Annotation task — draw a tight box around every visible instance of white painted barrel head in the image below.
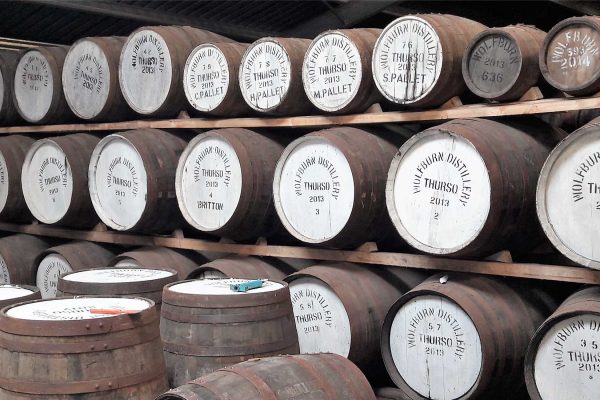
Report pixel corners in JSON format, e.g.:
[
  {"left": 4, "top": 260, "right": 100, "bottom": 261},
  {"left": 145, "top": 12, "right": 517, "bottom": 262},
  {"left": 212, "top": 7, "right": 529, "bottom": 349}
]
[
  {"left": 5, "top": 296, "right": 152, "bottom": 320},
  {"left": 183, "top": 44, "right": 230, "bottom": 113},
  {"left": 168, "top": 278, "right": 283, "bottom": 296},
  {"left": 22, "top": 139, "right": 73, "bottom": 224},
  {"left": 62, "top": 39, "right": 111, "bottom": 120},
  {"left": 0, "top": 285, "right": 35, "bottom": 301},
  {"left": 303, "top": 30, "right": 362, "bottom": 112},
  {"left": 239, "top": 38, "right": 292, "bottom": 113},
  {"left": 119, "top": 29, "right": 172, "bottom": 114},
  {"left": 389, "top": 294, "right": 482, "bottom": 400},
  {"left": 63, "top": 268, "right": 175, "bottom": 283},
  {"left": 0, "top": 254, "right": 10, "bottom": 284},
  {"left": 0, "top": 150, "right": 9, "bottom": 215},
  {"left": 36, "top": 253, "right": 73, "bottom": 298},
  {"left": 288, "top": 277, "right": 351, "bottom": 357},
  {"left": 533, "top": 314, "right": 600, "bottom": 400},
  {"left": 537, "top": 128, "right": 600, "bottom": 268},
  {"left": 176, "top": 134, "right": 242, "bottom": 232},
  {"left": 372, "top": 16, "right": 443, "bottom": 104},
  {"left": 386, "top": 131, "right": 491, "bottom": 254},
  {"left": 273, "top": 136, "right": 354, "bottom": 244},
  {"left": 112, "top": 257, "right": 141, "bottom": 268},
  {"left": 88, "top": 134, "right": 148, "bottom": 231},
  {"left": 13, "top": 50, "right": 54, "bottom": 123}
]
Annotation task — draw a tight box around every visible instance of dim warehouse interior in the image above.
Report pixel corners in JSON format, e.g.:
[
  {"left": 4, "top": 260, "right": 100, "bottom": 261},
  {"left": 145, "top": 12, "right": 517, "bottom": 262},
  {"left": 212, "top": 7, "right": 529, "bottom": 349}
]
[{"left": 0, "top": 0, "right": 599, "bottom": 399}]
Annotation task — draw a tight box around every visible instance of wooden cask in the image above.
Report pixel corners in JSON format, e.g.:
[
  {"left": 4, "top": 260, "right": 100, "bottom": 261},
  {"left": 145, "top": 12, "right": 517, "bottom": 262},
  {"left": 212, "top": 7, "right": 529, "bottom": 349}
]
[
  {"left": 157, "top": 354, "right": 376, "bottom": 400},
  {"left": 526, "top": 286, "right": 600, "bottom": 400},
  {"left": 188, "top": 255, "right": 298, "bottom": 280},
  {"left": 161, "top": 278, "right": 299, "bottom": 387},
  {"left": 386, "top": 118, "right": 561, "bottom": 257},
  {"left": 0, "top": 296, "right": 168, "bottom": 399},
  {"left": 13, "top": 45, "right": 74, "bottom": 124},
  {"left": 63, "top": 36, "right": 132, "bottom": 121},
  {"left": 89, "top": 129, "right": 186, "bottom": 233},
  {"left": 372, "top": 14, "right": 487, "bottom": 108},
  {"left": 0, "top": 285, "right": 40, "bottom": 309},
  {"left": 22, "top": 133, "right": 100, "bottom": 228},
  {"left": 176, "top": 128, "right": 283, "bottom": 240},
  {"left": 239, "top": 37, "right": 313, "bottom": 116},
  {"left": 303, "top": 28, "right": 382, "bottom": 114},
  {"left": 540, "top": 16, "right": 600, "bottom": 96},
  {"left": 463, "top": 25, "right": 546, "bottom": 101},
  {"left": 34, "top": 241, "right": 115, "bottom": 298},
  {"left": 0, "top": 234, "right": 48, "bottom": 285},
  {"left": 0, "top": 50, "right": 20, "bottom": 125},
  {"left": 381, "top": 273, "right": 556, "bottom": 400},
  {"left": 119, "top": 26, "right": 234, "bottom": 117},
  {"left": 0, "top": 135, "right": 35, "bottom": 222},
  {"left": 183, "top": 42, "right": 251, "bottom": 117}
]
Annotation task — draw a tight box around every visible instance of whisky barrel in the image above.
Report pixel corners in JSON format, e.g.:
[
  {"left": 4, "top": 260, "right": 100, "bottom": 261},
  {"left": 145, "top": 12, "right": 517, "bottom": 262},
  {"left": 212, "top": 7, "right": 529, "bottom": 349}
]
[
  {"left": 157, "top": 354, "right": 375, "bottom": 400},
  {"left": 239, "top": 37, "right": 313, "bottom": 116},
  {"left": 0, "top": 296, "right": 168, "bottom": 399},
  {"left": 0, "top": 234, "right": 48, "bottom": 285},
  {"left": 108, "top": 246, "right": 207, "bottom": 279},
  {"left": 540, "top": 16, "right": 600, "bottom": 96},
  {"left": 119, "top": 26, "right": 233, "bottom": 117},
  {"left": 0, "top": 135, "right": 35, "bottom": 222},
  {"left": 88, "top": 129, "right": 187, "bottom": 233},
  {"left": 188, "top": 255, "right": 297, "bottom": 280},
  {"left": 375, "top": 387, "right": 414, "bottom": 400},
  {"left": 525, "top": 286, "right": 600, "bottom": 400},
  {"left": 386, "top": 118, "right": 561, "bottom": 257},
  {"left": 63, "top": 36, "right": 132, "bottom": 121},
  {"left": 22, "top": 133, "right": 100, "bottom": 228},
  {"left": 34, "top": 241, "right": 115, "bottom": 298},
  {"left": 273, "top": 127, "right": 402, "bottom": 248},
  {"left": 463, "top": 25, "right": 546, "bottom": 101},
  {"left": 372, "top": 14, "right": 487, "bottom": 108},
  {"left": 161, "top": 278, "right": 299, "bottom": 387},
  {"left": 303, "top": 28, "right": 382, "bottom": 114},
  {"left": 176, "top": 128, "right": 283, "bottom": 240},
  {"left": 381, "top": 273, "right": 556, "bottom": 400},
  {"left": 183, "top": 42, "right": 251, "bottom": 117},
  {"left": 0, "top": 285, "right": 40, "bottom": 309},
  {"left": 13, "top": 45, "right": 74, "bottom": 124},
  {"left": 285, "top": 263, "right": 425, "bottom": 374},
  {"left": 0, "top": 50, "right": 20, "bottom": 125}
]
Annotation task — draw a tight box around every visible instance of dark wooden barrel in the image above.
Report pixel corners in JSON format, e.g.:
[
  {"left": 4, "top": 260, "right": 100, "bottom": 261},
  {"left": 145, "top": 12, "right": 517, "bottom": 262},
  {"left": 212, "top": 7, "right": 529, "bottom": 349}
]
[
  {"left": 0, "top": 234, "right": 48, "bottom": 285},
  {"left": 463, "top": 25, "right": 546, "bottom": 101},
  {"left": 88, "top": 129, "right": 187, "bottom": 233},
  {"left": 376, "top": 387, "right": 415, "bottom": 400},
  {"left": 161, "top": 278, "right": 299, "bottom": 387},
  {"left": 381, "top": 273, "right": 557, "bottom": 400},
  {"left": 157, "top": 353, "right": 376, "bottom": 400},
  {"left": 372, "top": 14, "right": 487, "bottom": 108},
  {"left": 21, "top": 133, "right": 100, "bottom": 228},
  {"left": 0, "top": 50, "right": 21, "bottom": 125},
  {"left": 387, "top": 118, "right": 563, "bottom": 258},
  {"left": 526, "top": 286, "right": 600, "bottom": 400},
  {"left": 176, "top": 128, "right": 283, "bottom": 240},
  {"left": 34, "top": 241, "right": 115, "bottom": 298},
  {"left": 13, "top": 45, "right": 74, "bottom": 124},
  {"left": 0, "top": 135, "right": 35, "bottom": 222},
  {"left": 63, "top": 36, "right": 132, "bottom": 121},
  {"left": 183, "top": 42, "right": 251, "bottom": 117},
  {"left": 188, "top": 255, "right": 297, "bottom": 280},
  {"left": 239, "top": 37, "right": 313, "bottom": 116},
  {"left": 119, "top": 26, "right": 234, "bottom": 117},
  {"left": 540, "top": 16, "right": 600, "bottom": 96},
  {"left": 303, "top": 28, "right": 382, "bottom": 114},
  {"left": 0, "top": 285, "right": 40, "bottom": 309},
  {"left": 0, "top": 296, "right": 168, "bottom": 399},
  {"left": 273, "top": 127, "right": 403, "bottom": 248}
]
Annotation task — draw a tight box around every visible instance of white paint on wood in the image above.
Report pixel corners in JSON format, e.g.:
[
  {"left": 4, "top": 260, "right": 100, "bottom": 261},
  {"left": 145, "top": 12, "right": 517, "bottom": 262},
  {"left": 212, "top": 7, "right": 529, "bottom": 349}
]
[
  {"left": 13, "top": 50, "right": 54, "bottom": 122},
  {"left": 534, "top": 314, "right": 600, "bottom": 400},
  {"left": 6, "top": 296, "right": 151, "bottom": 320},
  {"left": 64, "top": 268, "right": 174, "bottom": 283},
  {"left": 113, "top": 257, "right": 140, "bottom": 268},
  {"left": 184, "top": 44, "right": 229, "bottom": 112},
  {"left": 289, "top": 277, "right": 351, "bottom": 357},
  {"left": 62, "top": 39, "right": 111, "bottom": 120},
  {"left": 303, "top": 31, "right": 362, "bottom": 112},
  {"left": 373, "top": 16, "right": 443, "bottom": 104},
  {"left": 387, "top": 132, "right": 491, "bottom": 254},
  {"left": 195, "top": 268, "right": 227, "bottom": 279},
  {"left": 0, "top": 255, "right": 9, "bottom": 284},
  {"left": 88, "top": 135, "right": 148, "bottom": 231},
  {"left": 0, "top": 150, "right": 9, "bottom": 213},
  {"left": 389, "top": 295, "right": 482, "bottom": 400},
  {"left": 119, "top": 30, "right": 172, "bottom": 114},
  {"left": 240, "top": 40, "right": 291, "bottom": 112},
  {"left": 177, "top": 135, "right": 242, "bottom": 232},
  {"left": 0, "top": 285, "right": 34, "bottom": 300},
  {"left": 275, "top": 138, "right": 354, "bottom": 243},
  {"left": 36, "top": 253, "right": 72, "bottom": 298},
  {"left": 22, "top": 140, "right": 73, "bottom": 224},
  {"left": 168, "top": 278, "right": 283, "bottom": 295}
]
